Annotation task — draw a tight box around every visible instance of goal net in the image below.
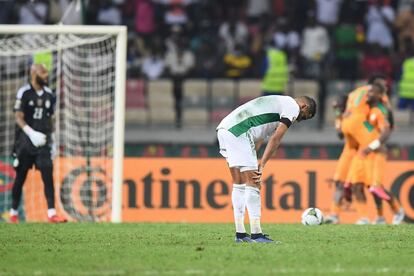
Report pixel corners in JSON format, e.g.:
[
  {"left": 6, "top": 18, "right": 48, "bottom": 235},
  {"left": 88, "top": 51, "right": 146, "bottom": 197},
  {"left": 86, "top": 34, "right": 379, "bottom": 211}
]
[{"left": 0, "top": 25, "right": 126, "bottom": 222}]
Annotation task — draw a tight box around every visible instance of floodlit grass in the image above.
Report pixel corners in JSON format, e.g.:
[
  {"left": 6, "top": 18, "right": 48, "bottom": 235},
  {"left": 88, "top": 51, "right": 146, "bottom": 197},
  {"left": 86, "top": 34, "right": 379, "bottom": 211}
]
[{"left": 1, "top": 223, "right": 413, "bottom": 275}]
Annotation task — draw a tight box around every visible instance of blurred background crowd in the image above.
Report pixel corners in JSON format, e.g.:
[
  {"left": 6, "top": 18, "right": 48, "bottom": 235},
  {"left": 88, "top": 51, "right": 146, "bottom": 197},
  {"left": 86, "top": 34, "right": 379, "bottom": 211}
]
[
  {"left": 1, "top": 0, "right": 413, "bottom": 155},
  {"left": 1, "top": 0, "right": 413, "bottom": 82}
]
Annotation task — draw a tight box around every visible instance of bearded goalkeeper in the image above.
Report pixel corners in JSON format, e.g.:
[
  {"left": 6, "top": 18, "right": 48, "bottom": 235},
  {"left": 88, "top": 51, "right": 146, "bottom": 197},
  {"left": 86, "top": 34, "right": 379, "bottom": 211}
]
[{"left": 9, "top": 64, "right": 67, "bottom": 223}]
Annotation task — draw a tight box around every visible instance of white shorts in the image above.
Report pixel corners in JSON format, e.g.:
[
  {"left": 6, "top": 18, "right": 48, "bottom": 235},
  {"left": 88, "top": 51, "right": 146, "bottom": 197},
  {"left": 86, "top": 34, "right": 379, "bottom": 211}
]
[{"left": 217, "top": 128, "right": 258, "bottom": 172}]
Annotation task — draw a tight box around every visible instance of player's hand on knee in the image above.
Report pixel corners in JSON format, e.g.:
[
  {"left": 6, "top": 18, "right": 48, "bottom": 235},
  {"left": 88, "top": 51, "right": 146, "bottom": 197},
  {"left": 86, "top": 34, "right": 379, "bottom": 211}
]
[
  {"left": 252, "top": 170, "right": 262, "bottom": 186},
  {"left": 23, "top": 125, "right": 46, "bottom": 147}
]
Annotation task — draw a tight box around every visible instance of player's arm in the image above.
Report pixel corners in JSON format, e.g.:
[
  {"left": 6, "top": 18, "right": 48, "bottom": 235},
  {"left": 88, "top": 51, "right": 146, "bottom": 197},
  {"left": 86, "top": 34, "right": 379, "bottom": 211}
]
[
  {"left": 14, "top": 95, "right": 47, "bottom": 149},
  {"left": 15, "top": 111, "right": 47, "bottom": 147},
  {"left": 255, "top": 139, "right": 264, "bottom": 153},
  {"left": 15, "top": 111, "right": 27, "bottom": 130},
  {"left": 376, "top": 123, "right": 391, "bottom": 145},
  {"left": 362, "top": 111, "right": 391, "bottom": 155},
  {"left": 384, "top": 102, "right": 394, "bottom": 130},
  {"left": 259, "top": 122, "right": 289, "bottom": 171},
  {"left": 382, "top": 95, "right": 394, "bottom": 130},
  {"left": 375, "top": 107, "right": 392, "bottom": 144}
]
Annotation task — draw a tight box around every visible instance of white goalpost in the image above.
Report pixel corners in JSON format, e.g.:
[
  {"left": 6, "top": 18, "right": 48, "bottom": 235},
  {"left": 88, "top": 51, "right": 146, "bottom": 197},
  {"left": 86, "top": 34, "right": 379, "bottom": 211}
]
[{"left": 0, "top": 25, "right": 126, "bottom": 223}]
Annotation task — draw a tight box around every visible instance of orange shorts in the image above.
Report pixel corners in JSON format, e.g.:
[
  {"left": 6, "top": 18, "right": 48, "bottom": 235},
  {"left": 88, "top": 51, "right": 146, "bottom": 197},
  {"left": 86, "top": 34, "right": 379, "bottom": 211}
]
[
  {"left": 333, "top": 141, "right": 356, "bottom": 183},
  {"left": 342, "top": 116, "right": 379, "bottom": 186},
  {"left": 346, "top": 154, "right": 374, "bottom": 185}
]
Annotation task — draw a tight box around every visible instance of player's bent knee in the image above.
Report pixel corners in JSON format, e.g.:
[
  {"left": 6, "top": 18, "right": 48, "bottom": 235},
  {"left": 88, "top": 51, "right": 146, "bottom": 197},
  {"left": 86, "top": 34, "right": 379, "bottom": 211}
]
[{"left": 243, "top": 175, "right": 261, "bottom": 190}]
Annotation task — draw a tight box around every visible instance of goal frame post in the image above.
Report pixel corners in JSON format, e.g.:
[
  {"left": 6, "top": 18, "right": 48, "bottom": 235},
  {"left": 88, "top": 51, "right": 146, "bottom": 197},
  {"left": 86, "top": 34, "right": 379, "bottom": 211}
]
[{"left": 0, "top": 25, "right": 127, "bottom": 223}]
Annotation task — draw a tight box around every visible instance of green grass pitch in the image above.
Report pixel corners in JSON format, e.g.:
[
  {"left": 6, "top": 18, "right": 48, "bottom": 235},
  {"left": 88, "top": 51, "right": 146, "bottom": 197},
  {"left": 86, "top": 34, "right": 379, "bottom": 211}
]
[{"left": 1, "top": 223, "right": 413, "bottom": 275}]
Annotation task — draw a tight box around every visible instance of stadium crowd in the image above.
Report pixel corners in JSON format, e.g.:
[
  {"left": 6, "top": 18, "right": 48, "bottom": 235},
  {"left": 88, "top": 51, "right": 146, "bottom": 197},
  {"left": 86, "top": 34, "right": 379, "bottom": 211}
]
[
  {"left": 1, "top": 0, "right": 414, "bottom": 127},
  {"left": 1, "top": 1, "right": 413, "bottom": 81}
]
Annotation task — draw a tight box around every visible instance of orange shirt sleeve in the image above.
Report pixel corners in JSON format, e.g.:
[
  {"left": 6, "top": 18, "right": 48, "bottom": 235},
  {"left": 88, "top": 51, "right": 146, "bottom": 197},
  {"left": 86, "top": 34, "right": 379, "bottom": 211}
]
[{"left": 369, "top": 108, "right": 389, "bottom": 130}]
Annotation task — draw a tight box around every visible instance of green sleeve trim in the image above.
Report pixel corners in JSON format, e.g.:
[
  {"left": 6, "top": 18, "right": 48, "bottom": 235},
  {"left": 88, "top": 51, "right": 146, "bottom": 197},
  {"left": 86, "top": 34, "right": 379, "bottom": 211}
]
[
  {"left": 228, "top": 113, "right": 281, "bottom": 136},
  {"left": 363, "top": 121, "right": 374, "bottom": 132},
  {"left": 354, "top": 90, "right": 367, "bottom": 106},
  {"left": 377, "top": 102, "right": 388, "bottom": 115}
]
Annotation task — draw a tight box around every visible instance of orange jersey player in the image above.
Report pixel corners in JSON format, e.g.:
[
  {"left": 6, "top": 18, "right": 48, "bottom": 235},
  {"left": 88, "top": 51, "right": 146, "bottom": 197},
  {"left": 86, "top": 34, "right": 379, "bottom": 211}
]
[
  {"left": 343, "top": 83, "right": 403, "bottom": 224},
  {"left": 361, "top": 102, "right": 405, "bottom": 225},
  {"left": 326, "top": 75, "right": 391, "bottom": 224},
  {"left": 326, "top": 94, "right": 355, "bottom": 224},
  {"left": 340, "top": 84, "right": 387, "bottom": 224},
  {"left": 336, "top": 81, "right": 390, "bottom": 186}
]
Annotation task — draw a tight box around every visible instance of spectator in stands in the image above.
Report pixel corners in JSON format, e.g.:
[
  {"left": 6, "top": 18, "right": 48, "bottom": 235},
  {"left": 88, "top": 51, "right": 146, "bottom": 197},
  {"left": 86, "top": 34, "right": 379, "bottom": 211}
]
[
  {"left": 360, "top": 43, "right": 393, "bottom": 82},
  {"left": 300, "top": 14, "right": 330, "bottom": 79},
  {"left": 395, "top": 3, "right": 414, "bottom": 54},
  {"left": 96, "top": 0, "right": 122, "bottom": 25},
  {"left": 333, "top": 17, "right": 360, "bottom": 80},
  {"left": 261, "top": 42, "right": 288, "bottom": 95},
  {"left": 134, "top": 0, "right": 156, "bottom": 39},
  {"left": 223, "top": 44, "right": 252, "bottom": 79},
  {"left": 219, "top": 17, "right": 249, "bottom": 53},
  {"left": 398, "top": 45, "right": 414, "bottom": 110},
  {"left": 164, "top": 3, "right": 188, "bottom": 31},
  {"left": 18, "top": 0, "right": 49, "bottom": 25},
  {"left": 165, "top": 25, "right": 183, "bottom": 54},
  {"left": 365, "top": 0, "right": 395, "bottom": 49},
  {"left": 272, "top": 18, "right": 301, "bottom": 75},
  {"left": 51, "top": 0, "right": 82, "bottom": 24},
  {"left": 127, "top": 36, "right": 145, "bottom": 77},
  {"left": 314, "top": 0, "right": 343, "bottom": 29},
  {"left": 246, "top": 17, "right": 270, "bottom": 78},
  {"left": 273, "top": 18, "right": 301, "bottom": 56},
  {"left": 165, "top": 38, "right": 195, "bottom": 128},
  {"left": 141, "top": 47, "right": 165, "bottom": 80}
]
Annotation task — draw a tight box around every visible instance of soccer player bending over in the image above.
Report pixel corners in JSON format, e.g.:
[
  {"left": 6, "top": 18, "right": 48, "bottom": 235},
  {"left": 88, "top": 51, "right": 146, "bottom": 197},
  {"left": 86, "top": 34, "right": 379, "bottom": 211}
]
[
  {"left": 216, "top": 95, "right": 316, "bottom": 243},
  {"left": 9, "top": 64, "right": 67, "bottom": 223}
]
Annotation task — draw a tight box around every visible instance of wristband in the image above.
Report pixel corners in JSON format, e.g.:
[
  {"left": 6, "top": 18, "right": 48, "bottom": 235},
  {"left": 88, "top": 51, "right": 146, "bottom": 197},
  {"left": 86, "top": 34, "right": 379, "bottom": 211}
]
[{"left": 368, "top": 139, "right": 381, "bottom": 151}]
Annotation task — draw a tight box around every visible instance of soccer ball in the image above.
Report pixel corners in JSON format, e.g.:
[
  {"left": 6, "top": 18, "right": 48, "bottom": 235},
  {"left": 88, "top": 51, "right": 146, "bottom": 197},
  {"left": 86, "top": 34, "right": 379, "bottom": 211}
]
[{"left": 301, "top": 207, "right": 324, "bottom": 225}]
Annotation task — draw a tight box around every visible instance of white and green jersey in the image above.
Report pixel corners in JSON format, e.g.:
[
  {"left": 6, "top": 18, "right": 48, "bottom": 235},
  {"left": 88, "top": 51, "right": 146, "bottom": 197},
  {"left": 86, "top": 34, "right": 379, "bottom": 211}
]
[{"left": 216, "top": 95, "right": 299, "bottom": 141}]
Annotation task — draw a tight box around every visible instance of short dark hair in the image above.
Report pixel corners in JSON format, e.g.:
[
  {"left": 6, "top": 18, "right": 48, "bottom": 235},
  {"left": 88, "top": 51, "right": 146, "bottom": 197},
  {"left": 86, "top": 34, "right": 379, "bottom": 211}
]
[
  {"left": 371, "top": 82, "right": 385, "bottom": 94},
  {"left": 368, "top": 73, "right": 387, "bottom": 84},
  {"left": 304, "top": 96, "right": 317, "bottom": 119}
]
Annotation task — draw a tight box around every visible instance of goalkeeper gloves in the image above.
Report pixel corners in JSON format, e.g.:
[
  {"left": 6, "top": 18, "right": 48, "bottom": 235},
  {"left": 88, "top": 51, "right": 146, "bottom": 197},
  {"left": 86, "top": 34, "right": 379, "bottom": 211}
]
[{"left": 23, "top": 125, "right": 46, "bottom": 147}]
